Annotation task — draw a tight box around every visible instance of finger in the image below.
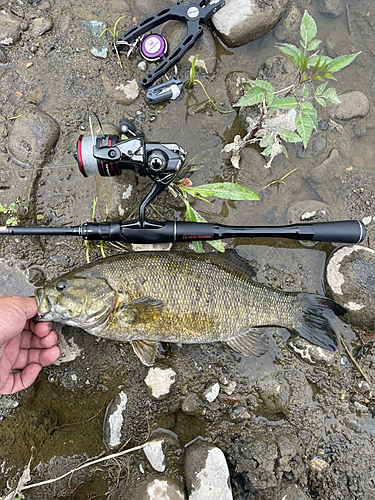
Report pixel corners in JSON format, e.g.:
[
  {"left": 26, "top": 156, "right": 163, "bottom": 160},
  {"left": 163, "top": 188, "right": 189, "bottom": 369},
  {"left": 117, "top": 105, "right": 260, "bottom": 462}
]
[
  {"left": 20, "top": 331, "right": 59, "bottom": 349},
  {"left": 29, "top": 320, "right": 55, "bottom": 338},
  {"left": 12, "top": 346, "right": 60, "bottom": 370},
  {"left": 0, "top": 364, "right": 42, "bottom": 395}
]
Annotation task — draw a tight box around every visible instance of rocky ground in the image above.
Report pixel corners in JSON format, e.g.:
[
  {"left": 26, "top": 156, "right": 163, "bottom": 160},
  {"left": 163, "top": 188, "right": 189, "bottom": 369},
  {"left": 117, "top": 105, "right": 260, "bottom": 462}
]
[{"left": 1, "top": 0, "right": 375, "bottom": 499}]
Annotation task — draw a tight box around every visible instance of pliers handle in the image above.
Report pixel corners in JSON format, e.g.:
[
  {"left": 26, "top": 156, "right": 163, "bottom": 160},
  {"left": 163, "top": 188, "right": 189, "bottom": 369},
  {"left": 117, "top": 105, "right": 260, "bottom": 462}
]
[{"left": 113, "top": 0, "right": 225, "bottom": 88}]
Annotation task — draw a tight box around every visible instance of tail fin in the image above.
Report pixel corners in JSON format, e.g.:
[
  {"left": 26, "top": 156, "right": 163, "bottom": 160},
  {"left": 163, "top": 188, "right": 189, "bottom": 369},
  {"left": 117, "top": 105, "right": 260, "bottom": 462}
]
[{"left": 291, "top": 293, "right": 346, "bottom": 351}]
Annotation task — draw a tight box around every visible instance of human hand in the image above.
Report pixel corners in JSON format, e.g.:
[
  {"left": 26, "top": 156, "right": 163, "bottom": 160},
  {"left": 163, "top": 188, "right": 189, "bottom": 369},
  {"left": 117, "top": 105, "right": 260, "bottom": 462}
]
[{"left": 0, "top": 296, "right": 60, "bottom": 395}]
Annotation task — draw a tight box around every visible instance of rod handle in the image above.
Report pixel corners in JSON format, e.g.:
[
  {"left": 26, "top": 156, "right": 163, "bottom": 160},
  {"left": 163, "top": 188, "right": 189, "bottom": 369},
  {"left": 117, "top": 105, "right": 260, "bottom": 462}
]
[{"left": 302, "top": 220, "right": 365, "bottom": 243}]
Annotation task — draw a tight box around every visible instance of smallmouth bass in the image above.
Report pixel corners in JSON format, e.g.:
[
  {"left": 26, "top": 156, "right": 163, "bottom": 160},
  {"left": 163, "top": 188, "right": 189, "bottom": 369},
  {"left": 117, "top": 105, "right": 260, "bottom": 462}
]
[{"left": 35, "top": 251, "right": 346, "bottom": 365}]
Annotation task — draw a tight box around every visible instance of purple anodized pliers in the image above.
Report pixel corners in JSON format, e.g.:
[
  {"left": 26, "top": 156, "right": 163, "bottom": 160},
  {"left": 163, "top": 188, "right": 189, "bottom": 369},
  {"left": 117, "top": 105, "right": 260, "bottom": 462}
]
[{"left": 113, "top": 0, "right": 226, "bottom": 88}]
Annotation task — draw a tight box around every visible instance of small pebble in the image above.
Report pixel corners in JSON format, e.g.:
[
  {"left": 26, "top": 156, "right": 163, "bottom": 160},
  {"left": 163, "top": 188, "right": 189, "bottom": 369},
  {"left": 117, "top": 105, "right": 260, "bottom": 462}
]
[{"left": 318, "top": 120, "right": 328, "bottom": 131}]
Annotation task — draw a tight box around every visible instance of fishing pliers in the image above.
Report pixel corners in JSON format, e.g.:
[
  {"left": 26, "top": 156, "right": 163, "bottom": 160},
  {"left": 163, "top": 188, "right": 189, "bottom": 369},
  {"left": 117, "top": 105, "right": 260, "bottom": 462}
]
[{"left": 113, "top": 0, "right": 226, "bottom": 88}]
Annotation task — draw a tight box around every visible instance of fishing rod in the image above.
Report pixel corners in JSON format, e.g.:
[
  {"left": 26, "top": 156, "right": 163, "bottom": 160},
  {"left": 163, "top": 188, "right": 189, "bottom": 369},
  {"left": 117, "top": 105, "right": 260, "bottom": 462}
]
[{"left": 0, "top": 118, "right": 366, "bottom": 245}]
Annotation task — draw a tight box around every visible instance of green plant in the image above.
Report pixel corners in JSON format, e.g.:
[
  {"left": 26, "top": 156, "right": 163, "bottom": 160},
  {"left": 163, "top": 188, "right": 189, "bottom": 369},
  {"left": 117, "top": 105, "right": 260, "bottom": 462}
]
[
  {"left": 188, "top": 54, "right": 233, "bottom": 115},
  {"left": 84, "top": 198, "right": 106, "bottom": 263},
  {"left": 224, "top": 11, "right": 360, "bottom": 168},
  {"left": 0, "top": 202, "right": 19, "bottom": 226},
  {"left": 170, "top": 180, "right": 259, "bottom": 253},
  {"left": 264, "top": 167, "right": 298, "bottom": 193},
  {"left": 99, "top": 15, "right": 129, "bottom": 70}
]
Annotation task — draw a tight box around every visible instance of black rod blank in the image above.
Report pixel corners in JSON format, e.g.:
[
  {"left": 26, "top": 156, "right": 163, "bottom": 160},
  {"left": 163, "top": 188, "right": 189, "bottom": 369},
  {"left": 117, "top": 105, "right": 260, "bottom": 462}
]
[{"left": 0, "top": 219, "right": 366, "bottom": 244}]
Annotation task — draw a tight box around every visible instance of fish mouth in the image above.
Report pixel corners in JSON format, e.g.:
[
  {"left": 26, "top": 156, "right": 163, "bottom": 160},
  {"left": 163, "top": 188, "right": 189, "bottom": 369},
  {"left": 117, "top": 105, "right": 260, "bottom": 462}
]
[{"left": 34, "top": 288, "right": 55, "bottom": 320}]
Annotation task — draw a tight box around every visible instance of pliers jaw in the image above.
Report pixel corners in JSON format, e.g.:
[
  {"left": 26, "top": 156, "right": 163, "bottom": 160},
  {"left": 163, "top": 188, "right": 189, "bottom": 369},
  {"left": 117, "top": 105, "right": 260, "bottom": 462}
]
[{"left": 112, "top": 0, "right": 225, "bottom": 88}]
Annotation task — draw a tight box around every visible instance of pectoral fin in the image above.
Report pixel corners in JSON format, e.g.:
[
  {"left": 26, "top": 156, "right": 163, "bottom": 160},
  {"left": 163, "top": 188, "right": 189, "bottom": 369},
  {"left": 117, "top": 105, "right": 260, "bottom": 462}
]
[
  {"left": 119, "top": 296, "right": 165, "bottom": 324},
  {"left": 226, "top": 328, "right": 269, "bottom": 357},
  {"left": 131, "top": 339, "right": 158, "bottom": 366}
]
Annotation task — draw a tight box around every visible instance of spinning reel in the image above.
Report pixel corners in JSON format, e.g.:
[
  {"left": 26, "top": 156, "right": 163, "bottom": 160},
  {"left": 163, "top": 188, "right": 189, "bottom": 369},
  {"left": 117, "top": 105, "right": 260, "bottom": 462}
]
[{"left": 74, "top": 117, "right": 187, "bottom": 226}]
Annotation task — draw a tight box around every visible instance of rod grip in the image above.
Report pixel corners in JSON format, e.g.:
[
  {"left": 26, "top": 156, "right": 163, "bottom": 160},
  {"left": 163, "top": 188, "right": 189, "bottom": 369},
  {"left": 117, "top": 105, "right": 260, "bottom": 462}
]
[{"left": 303, "top": 220, "right": 365, "bottom": 243}]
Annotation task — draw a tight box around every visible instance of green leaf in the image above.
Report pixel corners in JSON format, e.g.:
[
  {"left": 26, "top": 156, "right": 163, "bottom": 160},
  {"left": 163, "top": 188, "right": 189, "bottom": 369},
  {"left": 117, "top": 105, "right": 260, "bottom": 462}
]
[
  {"left": 322, "top": 87, "right": 341, "bottom": 104},
  {"left": 247, "top": 80, "right": 275, "bottom": 92},
  {"left": 300, "top": 11, "right": 317, "bottom": 47},
  {"left": 306, "top": 39, "right": 321, "bottom": 51},
  {"left": 322, "top": 72, "right": 336, "bottom": 80},
  {"left": 277, "top": 43, "right": 302, "bottom": 66},
  {"left": 282, "top": 145, "right": 289, "bottom": 159},
  {"left": 36, "top": 214, "right": 44, "bottom": 220},
  {"left": 184, "top": 198, "right": 203, "bottom": 253},
  {"left": 272, "top": 96, "right": 299, "bottom": 109},
  {"left": 207, "top": 239, "right": 225, "bottom": 253},
  {"left": 278, "top": 129, "right": 302, "bottom": 143},
  {"left": 315, "top": 96, "right": 326, "bottom": 107},
  {"left": 262, "top": 145, "right": 273, "bottom": 157},
  {"left": 259, "top": 133, "right": 274, "bottom": 148},
  {"left": 301, "top": 101, "right": 317, "bottom": 129},
  {"left": 235, "top": 86, "right": 265, "bottom": 107},
  {"left": 312, "top": 75, "right": 324, "bottom": 81},
  {"left": 265, "top": 92, "right": 275, "bottom": 106},
  {"left": 306, "top": 55, "right": 332, "bottom": 69},
  {"left": 325, "top": 52, "right": 360, "bottom": 73},
  {"left": 189, "top": 54, "right": 199, "bottom": 87},
  {"left": 314, "top": 82, "right": 327, "bottom": 96},
  {"left": 184, "top": 183, "right": 260, "bottom": 201},
  {"left": 295, "top": 112, "right": 313, "bottom": 148},
  {"left": 302, "top": 85, "right": 309, "bottom": 98}
]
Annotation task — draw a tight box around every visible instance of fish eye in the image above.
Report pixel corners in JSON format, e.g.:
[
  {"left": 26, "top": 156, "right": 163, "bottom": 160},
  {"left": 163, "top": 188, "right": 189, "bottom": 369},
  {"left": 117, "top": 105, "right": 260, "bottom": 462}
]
[{"left": 56, "top": 281, "right": 67, "bottom": 292}]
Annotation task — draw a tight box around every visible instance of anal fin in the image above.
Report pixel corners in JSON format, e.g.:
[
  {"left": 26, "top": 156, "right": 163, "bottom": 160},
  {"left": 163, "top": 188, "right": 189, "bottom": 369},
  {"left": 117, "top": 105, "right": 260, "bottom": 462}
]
[
  {"left": 131, "top": 339, "right": 158, "bottom": 366},
  {"left": 226, "top": 328, "right": 269, "bottom": 357}
]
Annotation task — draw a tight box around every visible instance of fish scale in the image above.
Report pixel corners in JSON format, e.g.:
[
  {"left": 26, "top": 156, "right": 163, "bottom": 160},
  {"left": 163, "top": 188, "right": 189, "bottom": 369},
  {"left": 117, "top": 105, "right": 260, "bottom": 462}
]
[{"left": 35, "top": 251, "right": 346, "bottom": 365}]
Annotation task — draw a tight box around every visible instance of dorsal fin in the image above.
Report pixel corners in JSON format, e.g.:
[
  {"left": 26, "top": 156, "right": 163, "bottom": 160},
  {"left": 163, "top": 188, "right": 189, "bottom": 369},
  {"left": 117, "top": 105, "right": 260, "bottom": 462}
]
[{"left": 206, "top": 249, "right": 256, "bottom": 278}]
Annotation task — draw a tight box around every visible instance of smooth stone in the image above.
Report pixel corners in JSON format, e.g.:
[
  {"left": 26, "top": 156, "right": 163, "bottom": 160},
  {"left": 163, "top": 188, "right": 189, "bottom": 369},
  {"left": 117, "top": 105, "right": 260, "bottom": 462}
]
[
  {"left": 184, "top": 439, "right": 233, "bottom": 500},
  {"left": 0, "top": 68, "right": 19, "bottom": 91},
  {"left": 225, "top": 71, "right": 252, "bottom": 106},
  {"left": 144, "top": 367, "right": 176, "bottom": 400},
  {"left": 274, "top": 5, "right": 302, "bottom": 43},
  {"left": 181, "top": 393, "right": 201, "bottom": 416},
  {"left": 317, "top": 0, "right": 345, "bottom": 18},
  {"left": 333, "top": 91, "right": 370, "bottom": 121},
  {"left": 203, "top": 383, "right": 220, "bottom": 402},
  {"left": 310, "top": 148, "right": 342, "bottom": 184},
  {"left": 325, "top": 245, "right": 375, "bottom": 329},
  {"left": 311, "top": 135, "right": 327, "bottom": 157},
  {"left": 256, "top": 371, "right": 290, "bottom": 413},
  {"left": 211, "top": 0, "right": 288, "bottom": 48},
  {"left": 32, "top": 16, "right": 53, "bottom": 36},
  {"left": 55, "top": 7, "right": 74, "bottom": 33},
  {"left": 133, "top": 478, "right": 186, "bottom": 500},
  {"left": 8, "top": 107, "right": 60, "bottom": 167},
  {"left": 325, "top": 31, "right": 355, "bottom": 59},
  {"left": 103, "top": 391, "right": 128, "bottom": 451},
  {"left": 143, "top": 439, "right": 166, "bottom": 472},
  {"left": 0, "top": 10, "right": 21, "bottom": 46},
  {"left": 309, "top": 457, "right": 330, "bottom": 472},
  {"left": 288, "top": 338, "right": 336, "bottom": 366}
]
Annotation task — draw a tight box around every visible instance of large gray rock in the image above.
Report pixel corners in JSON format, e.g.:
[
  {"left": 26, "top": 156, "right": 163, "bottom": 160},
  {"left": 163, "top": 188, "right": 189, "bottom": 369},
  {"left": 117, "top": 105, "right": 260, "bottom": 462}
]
[
  {"left": 133, "top": 478, "right": 186, "bottom": 500},
  {"left": 212, "top": 0, "right": 288, "bottom": 48},
  {"left": 333, "top": 91, "right": 370, "bottom": 121},
  {"left": 274, "top": 5, "right": 302, "bottom": 43},
  {"left": 0, "top": 9, "right": 21, "bottom": 46},
  {"left": 325, "top": 245, "right": 375, "bottom": 329},
  {"left": 317, "top": 0, "right": 345, "bottom": 18},
  {"left": 7, "top": 107, "right": 60, "bottom": 167},
  {"left": 184, "top": 439, "right": 233, "bottom": 499}
]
